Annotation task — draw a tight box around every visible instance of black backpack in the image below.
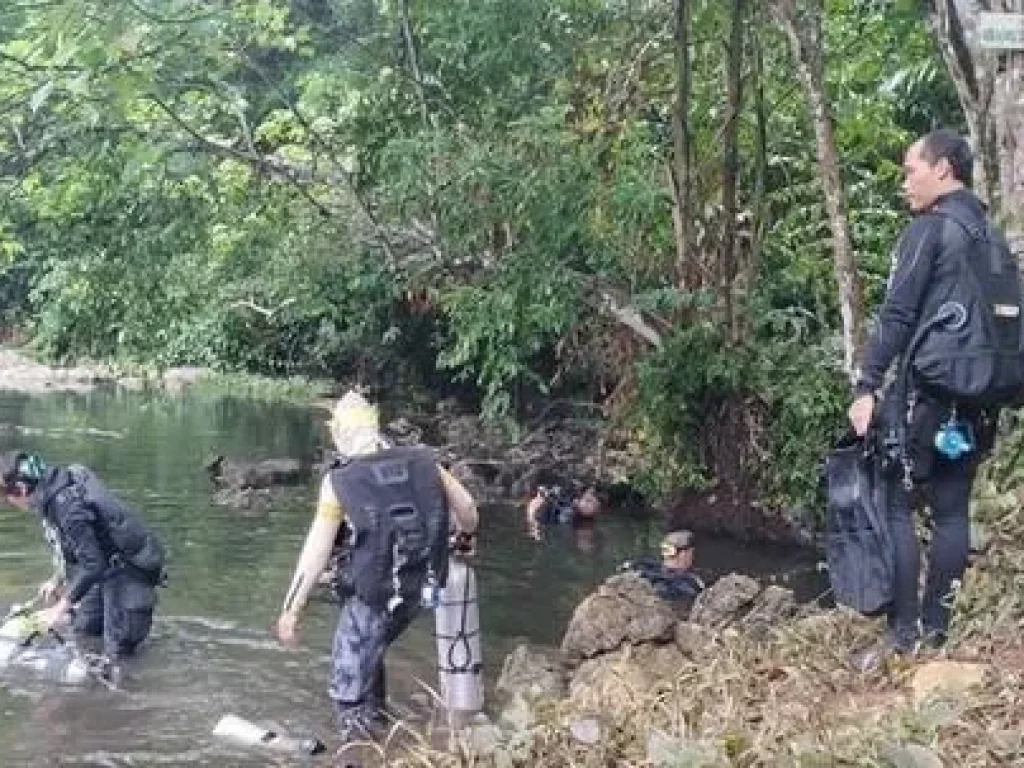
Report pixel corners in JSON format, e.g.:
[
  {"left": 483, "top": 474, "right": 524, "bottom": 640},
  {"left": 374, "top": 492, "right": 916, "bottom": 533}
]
[
  {"left": 823, "top": 433, "right": 894, "bottom": 615},
  {"left": 910, "top": 202, "right": 1024, "bottom": 408}
]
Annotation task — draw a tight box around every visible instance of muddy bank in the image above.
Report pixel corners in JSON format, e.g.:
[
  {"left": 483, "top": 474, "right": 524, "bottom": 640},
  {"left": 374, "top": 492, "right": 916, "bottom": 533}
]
[{"left": 663, "top": 487, "right": 817, "bottom": 548}]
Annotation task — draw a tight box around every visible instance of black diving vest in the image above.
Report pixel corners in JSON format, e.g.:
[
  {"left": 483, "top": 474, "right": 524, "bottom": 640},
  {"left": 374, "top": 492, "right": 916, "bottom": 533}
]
[
  {"left": 60, "top": 465, "right": 166, "bottom": 582},
  {"left": 329, "top": 446, "right": 449, "bottom": 610}
]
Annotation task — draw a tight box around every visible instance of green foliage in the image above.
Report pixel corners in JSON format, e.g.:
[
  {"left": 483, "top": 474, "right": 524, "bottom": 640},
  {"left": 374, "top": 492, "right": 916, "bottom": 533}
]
[
  {"left": 0, "top": 0, "right": 962, "bottom": 510},
  {"left": 634, "top": 314, "right": 847, "bottom": 508}
]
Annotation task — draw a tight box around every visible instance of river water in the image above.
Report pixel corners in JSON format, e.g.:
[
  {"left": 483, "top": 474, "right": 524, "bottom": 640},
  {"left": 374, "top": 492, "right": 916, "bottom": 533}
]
[{"left": 0, "top": 388, "right": 824, "bottom": 766}]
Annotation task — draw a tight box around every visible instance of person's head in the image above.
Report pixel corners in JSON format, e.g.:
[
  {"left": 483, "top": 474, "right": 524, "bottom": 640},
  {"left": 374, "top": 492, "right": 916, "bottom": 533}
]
[
  {"left": 660, "top": 529, "right": 695, "bottom": 571},
  {"left": 0, "top": 451, "right": 46, "bottom": 510},
  {"left": 903, "top": 129, "right": 972, "bottom": 213},
  {"left": 326, "top": 390, "right": 386, "bottom": 457},
  {"left": 573, "top": 486, "right": 601, "bottom": 520}
]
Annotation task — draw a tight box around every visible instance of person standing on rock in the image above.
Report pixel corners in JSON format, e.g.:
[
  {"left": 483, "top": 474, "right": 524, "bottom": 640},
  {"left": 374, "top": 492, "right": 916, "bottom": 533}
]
[
  {"left": 0, "top": 451, "right": 166, "bottom": 679},
  {"left": 847, "top": 129, "right": 1016, "bottom": 671},
  {"left": 274, "top": 390, "right": 478, "bottom": 757}
]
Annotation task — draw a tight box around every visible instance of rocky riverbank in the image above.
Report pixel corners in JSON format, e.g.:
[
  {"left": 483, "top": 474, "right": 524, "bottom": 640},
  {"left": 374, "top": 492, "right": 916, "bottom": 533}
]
[
  {"left": 384, "top": 464, "right": 1024, "bottom": 768},
  {"left": 0, "top": 347, "right": 222, "bottom": 395}
]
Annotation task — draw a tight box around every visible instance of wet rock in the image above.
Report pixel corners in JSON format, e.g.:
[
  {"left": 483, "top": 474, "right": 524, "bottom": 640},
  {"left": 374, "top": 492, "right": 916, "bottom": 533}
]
[
  {"left": 689, "top": 573, "right": 761, "bottom": 629},
  {"left": 496, "top": 644, "right": 567, "bottom": 703},
  {"left": 561, "top": 573, "right": 676, "bottom": 662},
  {"left": 911, "top": 661, "right": 987, "bottom": 706},
  {"left": 205, "top": 455, "right": 307, "bottom": 489}
]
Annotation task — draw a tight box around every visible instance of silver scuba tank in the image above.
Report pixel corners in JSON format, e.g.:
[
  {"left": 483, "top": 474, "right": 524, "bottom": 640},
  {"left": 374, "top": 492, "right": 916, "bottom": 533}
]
[{"left": 434, "top": 557, "right": 484, "bottom": 714}]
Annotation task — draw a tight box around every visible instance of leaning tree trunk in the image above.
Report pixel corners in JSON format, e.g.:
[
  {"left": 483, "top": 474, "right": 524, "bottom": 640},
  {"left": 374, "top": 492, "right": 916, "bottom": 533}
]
[
  {"left": 928, "top": 0, "right": 1024, "bottom": 252},
  {"left": 771, "top": 0, "right": 866, "bottom": 379}
]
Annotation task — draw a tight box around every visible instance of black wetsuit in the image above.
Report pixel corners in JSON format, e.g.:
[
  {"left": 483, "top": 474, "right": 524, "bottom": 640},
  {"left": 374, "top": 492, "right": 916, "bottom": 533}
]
[
  {"left": 855, "top": 189, "right": 995, "bottom": 648},
  {"left": 32, "top": 467, "right": 159, "bottom": 659}
]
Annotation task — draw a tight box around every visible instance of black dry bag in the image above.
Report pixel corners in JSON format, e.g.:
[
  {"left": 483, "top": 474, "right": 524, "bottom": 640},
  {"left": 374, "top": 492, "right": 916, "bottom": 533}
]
[{"left": 823, "top": 434, "right": 894, "bottom": 615}]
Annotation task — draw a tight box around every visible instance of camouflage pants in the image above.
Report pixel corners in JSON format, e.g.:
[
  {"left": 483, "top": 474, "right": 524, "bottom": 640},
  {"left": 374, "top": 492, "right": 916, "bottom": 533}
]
[
  {"left": 330, "top": 596, "right": 419, "bottom": 741},
  {"left": 73, "top": 569, "right": 156, "bottom": 660}
]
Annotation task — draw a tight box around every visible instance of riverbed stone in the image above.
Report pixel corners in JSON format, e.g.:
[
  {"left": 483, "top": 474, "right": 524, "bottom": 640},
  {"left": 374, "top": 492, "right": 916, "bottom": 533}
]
[{"left": 205, "top": 455, "right": 307, "bottom": 489}]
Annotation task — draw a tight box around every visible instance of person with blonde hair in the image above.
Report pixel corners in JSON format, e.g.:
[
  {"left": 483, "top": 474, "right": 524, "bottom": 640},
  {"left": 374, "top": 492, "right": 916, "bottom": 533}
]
[{"left": 274, "top": 390, "right": 478, "bottom": 753}]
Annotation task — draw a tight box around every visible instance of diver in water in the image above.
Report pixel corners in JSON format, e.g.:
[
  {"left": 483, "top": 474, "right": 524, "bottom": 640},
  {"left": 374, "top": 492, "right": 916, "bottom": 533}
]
[
  {"left": 0, "top": 451, "right": 166, "bottom": 677},
  {"left": 273, "top": 391, "right": 478, "bottom": 759},
  {"left": 621, "top": 529, "right": 704, "bottom": 602},
  {"left": 525, "top": 482, "right": 601, "bottom": 539}
]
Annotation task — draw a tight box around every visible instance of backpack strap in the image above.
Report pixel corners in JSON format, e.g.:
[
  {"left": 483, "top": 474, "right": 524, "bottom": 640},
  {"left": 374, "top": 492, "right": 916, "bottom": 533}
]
[{"left": 934, "top": 202, "right": 1001, "bottom": 274}]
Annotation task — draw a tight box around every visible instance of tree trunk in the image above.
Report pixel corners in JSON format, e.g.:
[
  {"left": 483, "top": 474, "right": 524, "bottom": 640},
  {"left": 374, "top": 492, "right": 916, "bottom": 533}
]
[
  {"left": 928, "top": 0, "right": 1023, "bottom": 252},
  {"left": 722, "top": 0, "right": 746, "bottom": 340},
  {"left": 670, "top": 0, "right": 694, "bottom": 289},
  {"left": 771, "top": 0, "right": 865, "bottom": 379}
]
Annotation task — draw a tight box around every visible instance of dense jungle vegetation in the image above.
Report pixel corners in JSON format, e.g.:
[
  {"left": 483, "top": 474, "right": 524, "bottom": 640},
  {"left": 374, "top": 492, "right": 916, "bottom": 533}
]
[{"left": 1, "top": 0, "right": 1020, "bottom": 508}]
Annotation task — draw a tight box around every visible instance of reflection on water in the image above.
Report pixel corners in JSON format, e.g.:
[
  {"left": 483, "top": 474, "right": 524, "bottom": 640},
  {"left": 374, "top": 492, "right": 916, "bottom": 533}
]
[{"left": 0, "top": 388, "right": 823, "bottom": 766}]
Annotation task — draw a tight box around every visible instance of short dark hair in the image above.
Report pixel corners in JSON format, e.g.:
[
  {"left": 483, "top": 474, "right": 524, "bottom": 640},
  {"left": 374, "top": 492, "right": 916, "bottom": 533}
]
[
  {"left": 0, "top": 451, "right": 24, "bottom": 491},
  {"left": 919, "top": 128, "right": 973, "bottom": 187}
]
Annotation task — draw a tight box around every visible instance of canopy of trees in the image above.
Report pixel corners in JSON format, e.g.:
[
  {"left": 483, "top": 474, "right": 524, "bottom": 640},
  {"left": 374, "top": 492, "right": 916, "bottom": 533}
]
[{"left": 2, "top": 0, "right": 1017, "bottom": 506}]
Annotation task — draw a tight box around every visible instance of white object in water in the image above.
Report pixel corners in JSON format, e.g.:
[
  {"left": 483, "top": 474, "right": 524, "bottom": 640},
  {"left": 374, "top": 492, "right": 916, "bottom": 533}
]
[
  {"left": 434, "top": 558, "right": 484, "bottom": 713},
  {"left": 0, "top": 638, "right": 92, "bottom": 685},
  {"left": 212, "top": 714, "right": 324, "bottom": 755}
]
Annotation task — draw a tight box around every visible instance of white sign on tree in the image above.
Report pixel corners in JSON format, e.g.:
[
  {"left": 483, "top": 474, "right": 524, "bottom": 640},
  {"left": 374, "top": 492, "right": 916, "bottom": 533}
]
[{"left": 977, "top": 12, "right": 1024, "bottom": 50}]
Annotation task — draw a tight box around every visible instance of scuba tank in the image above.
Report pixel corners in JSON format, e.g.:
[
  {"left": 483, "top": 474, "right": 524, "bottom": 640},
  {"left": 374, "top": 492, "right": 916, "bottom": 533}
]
[
  {"left": 212, "top": 714, "right": 325, "bottom": 755},
  {"left": 434, "top": 556, "right": 484, "bottom": 714}
]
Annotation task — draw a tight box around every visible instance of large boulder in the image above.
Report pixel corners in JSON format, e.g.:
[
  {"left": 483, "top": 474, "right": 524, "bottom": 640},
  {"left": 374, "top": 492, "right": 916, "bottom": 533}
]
[{"left": 561, "top": 573, "right": 677, "bottom": 663}]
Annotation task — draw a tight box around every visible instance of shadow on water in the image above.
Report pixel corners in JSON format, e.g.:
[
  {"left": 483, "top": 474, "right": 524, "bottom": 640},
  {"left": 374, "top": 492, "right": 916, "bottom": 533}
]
[{"left": 0, "top": 388, "right": 826, "bottom": 766}]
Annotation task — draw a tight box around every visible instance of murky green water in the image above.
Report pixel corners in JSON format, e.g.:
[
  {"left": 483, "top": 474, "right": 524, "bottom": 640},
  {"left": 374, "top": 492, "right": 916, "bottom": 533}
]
[{"left": 0, "top": 388, "right": 823, "bottom": 766}]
